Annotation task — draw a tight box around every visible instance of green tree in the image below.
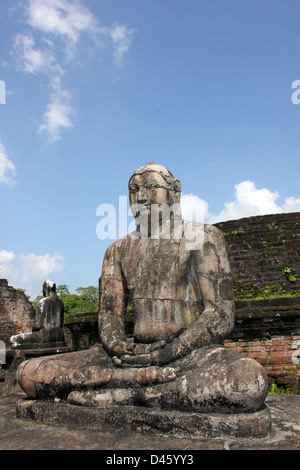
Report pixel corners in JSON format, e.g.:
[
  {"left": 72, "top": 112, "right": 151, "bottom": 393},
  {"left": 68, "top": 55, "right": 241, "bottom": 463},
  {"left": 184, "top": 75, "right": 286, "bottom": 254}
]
[
  {"left": 32, "top": 285, "right": 99, "bottom": 318},
  {"left": 59, "top": 285, "right": 99, "bottom": 319},
  {"left": 56, "top": 284, "right": 70, "bottom": 295},
  {"left": 75, "top": 286, "right": 99, "bottom": 309}
]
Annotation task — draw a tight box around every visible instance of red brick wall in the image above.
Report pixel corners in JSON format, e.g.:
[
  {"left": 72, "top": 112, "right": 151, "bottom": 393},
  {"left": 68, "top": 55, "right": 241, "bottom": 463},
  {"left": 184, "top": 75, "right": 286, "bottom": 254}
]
[
  {"left": 224, "top": 336, "right": 300, "bottom": 391},
  {"left": 215, "top": 213, "right": 300, "bottom": 392},
  {"left": 0, "top": 279, "right": 35, "bottom": 350}
]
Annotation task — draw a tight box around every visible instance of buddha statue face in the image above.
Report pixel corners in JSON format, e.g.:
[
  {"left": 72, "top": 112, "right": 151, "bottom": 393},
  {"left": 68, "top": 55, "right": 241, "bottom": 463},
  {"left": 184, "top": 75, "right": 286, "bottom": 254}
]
[
  {"left": 128, "top": 162, "right": 181, "bottom": 229},
  {"left": 42, "top": 280, "right": 56, "bottom": 297}
]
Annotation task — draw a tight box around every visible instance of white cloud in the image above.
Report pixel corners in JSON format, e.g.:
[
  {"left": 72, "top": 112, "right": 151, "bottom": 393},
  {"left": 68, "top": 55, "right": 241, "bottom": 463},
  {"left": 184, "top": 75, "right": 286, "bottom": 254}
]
[
  {"left": 180, "top": 193, "right": 210, "bottom": 223},
  {"left": 0, "top": 250, "right": 15, "bottom": 265},
  {"left": 12, "top": 29, "right": 72, "bottom": 141},
  {"left": 12, "top": 33, "right": 59, "bottom": 75},
  {"left": 101, "top": 25, "right": 135, "bottom": 68},
  {"left": 39, "top": 75, "right": 75, "bottom": 140},
  {"left": 0, "top": 250, "right": 18, "bottom": 282},
  {"left": 0, "top": 250, "right": 64, "bottom": 298},
  {"left": 282, "top": 196, "right": 300, "bottom": 213},
  {"left": 27, "top": 0, "right": 98, "bottom": 47},
  {"left": 11, "top": 0, "right": 135, "bottom": 141},
  {"left": 39, "top": 99, "right": 75, "bottom": 141},
  {"left": 26, "top": 0, "right": 134, "bottom": 65},
  {"left": 181, "top": 181, "right": 300, "bottom": 224},
  {"left": 0, "top": 141, "right": 16, "bottom": 185},
  {"left": 19, "top": 252, "right": 64, "bottom": 285}
]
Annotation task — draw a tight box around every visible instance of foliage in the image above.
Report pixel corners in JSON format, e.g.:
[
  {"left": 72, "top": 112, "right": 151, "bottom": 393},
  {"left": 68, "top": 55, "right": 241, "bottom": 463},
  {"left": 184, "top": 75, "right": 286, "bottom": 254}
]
[
  {"left": 233, "top": 285, "right": 300, "bottom": 302},
  {"left": 282, "top": 267, "right": 297, "bottom": 283},
  {"left": 268, "top": 381, "right": 294, "bottom": 395},
  {"left": 32, "top": 285, "right": 99, "bottom": 319},
  {"left": 233, "top": 273, "right": 300, "bottom": 302},
  {"left": 31, "top": 295, "right": 43, "bottom": 310},
  {"left": 17, "top": 288, "right": 30, "bottom": 301},
  {"left": 56, "top": 284, "right": 70, "bottom": 295},
  {"left": 60, "top": 286, "right": 99, "bottom": 319}
]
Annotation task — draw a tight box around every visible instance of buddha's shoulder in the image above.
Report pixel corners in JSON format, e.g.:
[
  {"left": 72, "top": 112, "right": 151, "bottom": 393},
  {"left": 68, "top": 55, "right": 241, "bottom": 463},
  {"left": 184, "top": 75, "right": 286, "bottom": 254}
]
[{"left": 183, "top": 220, "right": 225, "bottom": 241}]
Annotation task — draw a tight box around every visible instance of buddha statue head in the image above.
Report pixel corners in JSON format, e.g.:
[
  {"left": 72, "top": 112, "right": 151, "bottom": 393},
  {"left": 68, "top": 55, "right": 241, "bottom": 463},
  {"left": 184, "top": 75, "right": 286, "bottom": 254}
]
[
  {"left": 128, "top": 162, "right": 182, "bottom": 236},
  {"left": 42, "top": 279, "right": 56, "bottom": 297}
]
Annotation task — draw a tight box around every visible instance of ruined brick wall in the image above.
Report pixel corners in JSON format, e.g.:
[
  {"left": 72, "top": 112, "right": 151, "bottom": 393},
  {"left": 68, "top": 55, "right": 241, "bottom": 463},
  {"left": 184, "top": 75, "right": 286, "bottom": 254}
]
[
  {"left": 224, "top": 336, "right": 300, "bottom": 377},
  {"left": 224, "top": 335, "right": 300, "bottom": 392},
  {"left": 223, "top": 296, "right": 300, "bottom": 390},
  {"left": 215, "top": 213, "right": 300, "bottom": 391},
  {"left": 230, "top": 297, "right": 300, "bottom": 338},
  {"left": 215, "top": 212, "right": 300, "bottom": 298},
  {"left": 64, "top": 312, "right": 99, "bottom": 351},
  {"left": 0, "top": 279, "right": 35, "bottom": 350}
]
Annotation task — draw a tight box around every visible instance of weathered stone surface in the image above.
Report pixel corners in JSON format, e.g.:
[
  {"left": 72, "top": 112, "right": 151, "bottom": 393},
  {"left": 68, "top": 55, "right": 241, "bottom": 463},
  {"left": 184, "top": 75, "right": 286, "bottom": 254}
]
[
  {"left": 16, "top": 398, "right": 271, "bottom": 439},
  {"left": 16, "top": 163, "right": 270, "bottom": 438},
  {"left": 0, "top": 351, "right": 25, "bottom": 398},
  {"left": 11, "top": 326, "right": 65, "bottom": 350},
  {"left": 64, "top": 312, "right": 99, "bottom": 350},
  {"left": 0, "top": 279, "right": 35, "bottom": 349},
  {"left": 10, "top": 280, "right": 65, "bottom": 350},
  {"left": 0, "top": 391, "right": 298, "bottom": 450},
  {"left": 34, "top": 280, "right": 64, "bottom": 331}
]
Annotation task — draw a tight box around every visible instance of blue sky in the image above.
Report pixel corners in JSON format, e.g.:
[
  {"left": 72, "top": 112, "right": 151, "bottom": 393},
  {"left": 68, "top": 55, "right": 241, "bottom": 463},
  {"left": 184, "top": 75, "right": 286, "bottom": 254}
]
[{"left": 0, "top": 0, "right": 300, "bottom": 298}]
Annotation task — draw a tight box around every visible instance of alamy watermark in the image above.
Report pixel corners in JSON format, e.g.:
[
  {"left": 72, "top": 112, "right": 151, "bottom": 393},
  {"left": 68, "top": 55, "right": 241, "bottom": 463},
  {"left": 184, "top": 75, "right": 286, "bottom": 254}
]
[
  {"left": 0, "top": 341, "right": 6, "bottom": 365},
  {"left": 96, "top": 196, "right": 205, "bottom": 250},
  {"left": 0, "top": 80, "right": 6, "bottom": 105},
  {"left": 291, "top": 80, "right": 300, "bottom": 105}
]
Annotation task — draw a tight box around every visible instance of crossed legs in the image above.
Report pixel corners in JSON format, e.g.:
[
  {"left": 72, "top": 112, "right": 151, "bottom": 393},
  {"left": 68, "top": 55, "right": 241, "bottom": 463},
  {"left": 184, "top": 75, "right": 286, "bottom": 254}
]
[{"left": 17, "top": 345, "right": 268, "bottom": 413}]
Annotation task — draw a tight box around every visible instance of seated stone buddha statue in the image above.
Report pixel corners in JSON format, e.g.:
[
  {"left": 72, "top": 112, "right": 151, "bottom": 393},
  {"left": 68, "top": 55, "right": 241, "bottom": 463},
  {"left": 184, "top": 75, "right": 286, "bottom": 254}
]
[
  {"left": 17, "top": 162, "right": 268, "bottom": 415},
  {"left": 11, "top": 280, "right": 65, "bottom": 350}
]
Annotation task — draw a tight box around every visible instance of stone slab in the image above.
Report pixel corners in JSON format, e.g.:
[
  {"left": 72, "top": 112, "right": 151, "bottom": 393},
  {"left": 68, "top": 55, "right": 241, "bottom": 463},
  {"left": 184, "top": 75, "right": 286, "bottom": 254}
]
[
  {"left": 0, "top": 390, "right": 299, "bottom": 450},
  {"left": 12, "top": 342, "right": 67, "bottom": 351},
  {"left": 16, "top": 347, "right": 72, "bottom": 356},
  {"left": 15, "top": 398, "right": 271, "bottom": 439}
]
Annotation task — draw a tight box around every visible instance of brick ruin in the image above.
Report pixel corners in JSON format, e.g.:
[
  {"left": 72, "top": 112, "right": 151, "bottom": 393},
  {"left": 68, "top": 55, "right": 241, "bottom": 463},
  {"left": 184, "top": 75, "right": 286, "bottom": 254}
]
[
  {"left": 215, "top": 211, "right": 300, "bottom": 298},
  {"left": 0, "top": 279, "right": 35, "bottom": 351},
  {"left": 214, "top": 212, "right": 300, "bottom": 392},
  {"left": 223, "top": 297, "right": 300, "bottom": 392}
]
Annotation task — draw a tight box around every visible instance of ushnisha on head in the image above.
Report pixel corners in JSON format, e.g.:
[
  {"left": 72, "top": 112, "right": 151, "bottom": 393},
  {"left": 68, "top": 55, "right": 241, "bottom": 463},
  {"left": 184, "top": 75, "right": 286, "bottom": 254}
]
[
  {"left": 42, "top": 279, "right": 56, "bottom": 297},
  {"left": 128, "top": 161, "right": 181, "bottom": 208}
]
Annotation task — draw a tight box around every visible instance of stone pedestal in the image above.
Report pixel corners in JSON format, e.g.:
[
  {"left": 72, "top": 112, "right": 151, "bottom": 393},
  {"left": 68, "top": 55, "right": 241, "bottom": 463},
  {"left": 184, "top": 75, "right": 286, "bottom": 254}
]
[
  {"left": 10, "top": 326, "right": 67, "bottom": 351},
  {"left": 16, "top": 399, "right": 271, "bottom": 439},
  {"left": 12, "top": 342, "right": 67, "bottom": 351}
]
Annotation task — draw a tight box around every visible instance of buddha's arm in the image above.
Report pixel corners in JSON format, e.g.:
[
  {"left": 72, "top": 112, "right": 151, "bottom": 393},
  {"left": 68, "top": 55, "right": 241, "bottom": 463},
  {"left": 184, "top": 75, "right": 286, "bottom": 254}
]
[
  {"left": 98, "top": 240, "right": 134, "bottom": 356},
  {"left": 181, "top": 225, "right": 235, "bottom": 346}
]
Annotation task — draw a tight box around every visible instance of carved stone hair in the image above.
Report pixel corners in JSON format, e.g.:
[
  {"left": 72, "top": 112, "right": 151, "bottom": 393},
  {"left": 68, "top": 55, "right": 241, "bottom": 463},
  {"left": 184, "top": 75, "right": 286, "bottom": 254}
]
[{"left": 129, "top": 162, "right": 181, "bottom": 193}]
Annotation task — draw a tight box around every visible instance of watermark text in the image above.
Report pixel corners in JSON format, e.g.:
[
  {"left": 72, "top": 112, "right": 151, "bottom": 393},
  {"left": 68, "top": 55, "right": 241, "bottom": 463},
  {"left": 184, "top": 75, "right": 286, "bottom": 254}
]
[
  {"left": 291, "top": 80, "right": 300, "bottom": 105},
  {"left": 0, "top": 80, "right": 6, "bottom": 105},
  {"left": 96, "top": 196, "right": 205, "bottom": 250}
]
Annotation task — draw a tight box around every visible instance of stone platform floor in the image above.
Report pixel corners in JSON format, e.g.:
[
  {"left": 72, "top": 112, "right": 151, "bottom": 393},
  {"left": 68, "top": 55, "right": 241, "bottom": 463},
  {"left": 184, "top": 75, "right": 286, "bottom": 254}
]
[{"left": 0, "top": 387, "right": 299, "bottom": 451}]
